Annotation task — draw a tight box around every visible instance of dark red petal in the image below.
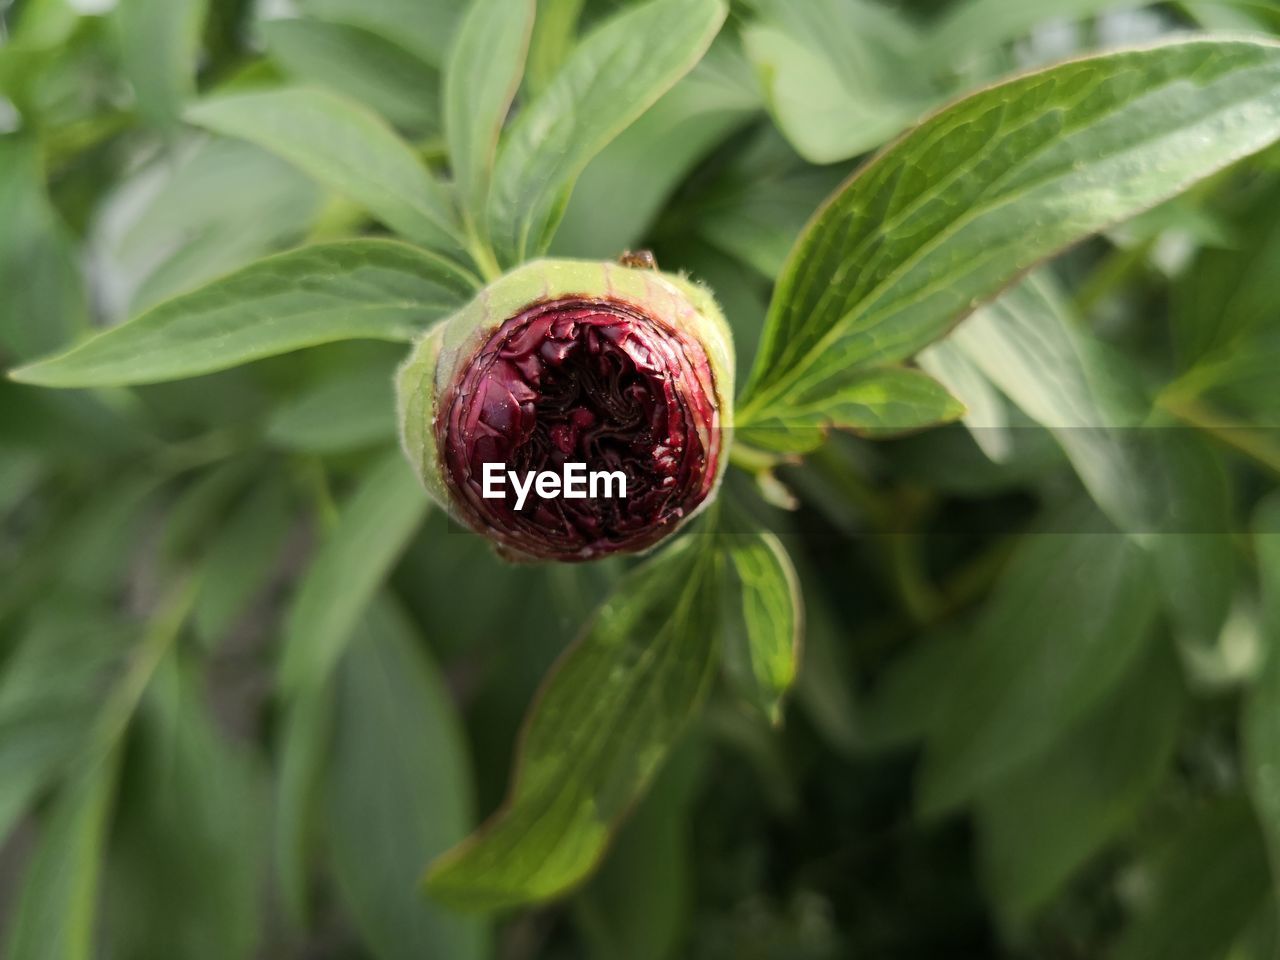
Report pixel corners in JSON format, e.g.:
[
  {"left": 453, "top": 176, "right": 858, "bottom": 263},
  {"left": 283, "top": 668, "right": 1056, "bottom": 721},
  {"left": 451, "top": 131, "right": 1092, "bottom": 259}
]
[{"left": 436, "top": 297, "right": 721, "bottom": 561}]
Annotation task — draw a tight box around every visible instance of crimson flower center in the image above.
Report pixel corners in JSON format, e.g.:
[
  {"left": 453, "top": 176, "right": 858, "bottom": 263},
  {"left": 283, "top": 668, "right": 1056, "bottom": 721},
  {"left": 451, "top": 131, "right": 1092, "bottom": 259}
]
[{"left": 437, "top": 297, "right": 721, "bottom": 560}]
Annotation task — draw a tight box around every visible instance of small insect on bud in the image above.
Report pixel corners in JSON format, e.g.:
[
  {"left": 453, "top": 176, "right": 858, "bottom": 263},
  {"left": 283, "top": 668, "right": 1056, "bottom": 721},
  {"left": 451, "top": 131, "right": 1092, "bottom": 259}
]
[{"left": 397, "top": 258, "right": 734, "bottom": 562}]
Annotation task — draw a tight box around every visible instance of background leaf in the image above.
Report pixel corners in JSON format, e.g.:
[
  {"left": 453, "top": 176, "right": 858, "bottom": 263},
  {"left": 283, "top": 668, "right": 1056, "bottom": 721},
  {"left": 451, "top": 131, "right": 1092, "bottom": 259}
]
[
  {"left": 917, "top": 514, "right": 1159, "bottom": 817},
  {"left": 486, "top": 0, "right": 727, "bottom": 266},
  {"left": 279, "top": 449, "right": 428, "bottom": 697},
  {"left": 0, "top": 135, "right": 87, "bottom": 362},
  {"left": 1243, "top": 494, "right": 1280, "bottom": 909},
  {"left": 743, "top": 0, "right": 934, "bottom": 163},
  {"left": 444, "top": 0, "right": 535, "bottom": 236},
  {"left": 4, "top": 759, "right": 117, "bottom": 960},
  {"left": 11, "top": 241, "right": 473, "bottom": 388},
  {"left": 115, "top": 0, "right": 208, "bottom": 129},
  {"left": 323, "top": 596, "right": 487, "bottom": 960},
  {"left": 977, "top": 638, "right": 1184, "bottom": 930},
  {"left": 551, "top": 40, "right": 760, "bottom": 259},
  {"left": 103, "top": 656, "right": 264, "bottom": 960},
  {"left": 186, "top": 88, "right": 465, "bottom": 258},
  {"left": 1112, "top": 798, "right": 1270, "bottom": 960},
  {"left": 294, "top": 0, "right": 460, "bottom": 67},
  {"left": 262, "top": 19, "right": 441, "bottom": 133}
]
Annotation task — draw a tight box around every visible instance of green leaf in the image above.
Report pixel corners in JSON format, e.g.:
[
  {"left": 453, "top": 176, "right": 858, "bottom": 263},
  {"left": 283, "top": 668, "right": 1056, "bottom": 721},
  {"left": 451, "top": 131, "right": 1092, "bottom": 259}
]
[
  {"left": 1113, "top": 798, "right": 1270, "bottom": 960},
  {"left": 524, "top": 0, "right": 585, "bottom": 98},
  {"left": 275, "top": 682, "right": 332, "bottom": 926},
  {"left": 0, "top": 135, "right": 87, "bottom": 362},
  {"left": 444, "top": 0, "right": 536, "bottom": 232},
  {"left": 265, "top": 361, "right": 397, "bottom": 454},
  {"left": 859, "top": 632, "right": 963, "bottom": 753},
  {"left": 743, "top": 0, "right": 933, "bottom": 163},
  {"left": 693, "top": 133, "right": 847, "bottom": 281},
  {"left": 0, "top": 606, "right": 133, "bottom": 845},
  {"left": 1174, "top": 177, "right": 1280, "bottom": 366},
  {"left": 741, "top": 37, "right": 1280, "bottom": 417},
  {"left": 718, "top": 531, "right": 802, "bottom": 724},
  {"left": 160, "top": 460, "right": 257, "bottom": 563},
  {"left": 427, "top": 537, "right": 720, "bottom": 911},
  {"left": 486, "top": 0, "right": 727, "bottom": 266},
  {"left": 918, "top": 339, "right": 1014, "bottom": 462},
  {"left": 551, "top": 40, "right": 760, "bottom": 258},
  {"left": 193, "top": 476, "right": 294, "bottom": 644},
  {"left": 279, "top": 449, "right": 428, "bottom": 697},
  {"left": 104, "top": 656, "right": 264, "bottom": 960},
  {"left": 185, "top": 88, "right": 465, "bottom": 257},
  {"left": 114, "top": 0, "right": 208, "bottom": 128},
  {"left": 977, "top": 638, "right": 1185, "bottom": 930},
  {"left": 295, "top": 0, "right": 461, "bottom": 67},
  {"left": 1242, "top": 494, "right": 1280, "bottom": 910},
  {"left": 917, "top": 513, "right": 1159, "bottom": 818},
  {"left": 4, "top": 758, "right": 118, "bottom": 960},
  {"left": 120, "top": 138, "right": 321, "bottom": 314},
  {"left": 0, "top": 447, "right": 44, "bottom": 521},
  {"left": 10, "top": 241, "right": 473, "bottom": 388},
  {"left": 263, "top": 19, "right": 442, "bottom": 133},
  {"left": 953, "top": 273, "right": 1238, "bottom": 683},
  {"left": 324, "top": 597, "right": 487, "bottom": 960},
  {"left": 737, "top": 365, "right": 964, "bottom": 454},
  {"left": 922, "top": 0, "right": 1150, "bottom": 66}
]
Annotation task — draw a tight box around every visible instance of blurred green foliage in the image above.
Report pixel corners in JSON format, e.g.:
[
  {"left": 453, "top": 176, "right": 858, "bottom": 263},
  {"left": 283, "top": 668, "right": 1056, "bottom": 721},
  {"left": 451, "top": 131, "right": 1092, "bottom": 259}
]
[{"left": 2, "top": 0, "right": 1280, "bottom": 958}]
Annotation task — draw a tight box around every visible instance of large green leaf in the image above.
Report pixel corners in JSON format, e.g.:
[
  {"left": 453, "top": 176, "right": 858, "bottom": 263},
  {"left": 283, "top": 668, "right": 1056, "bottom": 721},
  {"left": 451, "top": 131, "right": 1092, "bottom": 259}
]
[
  {"left": 444, "top": 0, "right": 535, "bottom": 235},
  {"left": 278, "top": 449, "right": 428, "bottom": 697},
  {"left": 486, "top": 0, "right": 727, "bottom": 266},
  {"left": 114, "top": 0, "right": 207, "bottom": 128},
  {"left": 324, "top": 597, "right": 487, "bottom": 960},
  {"left": 10, "top": 241, "right": 473, "bottom": 388},
  {"left": 185, "top": 88, "right": 465, "bottom": 257},
  {"left": 718, "top": 531, "right": 802, "bottom": 724},
  {"left": 1243, "top": 494, "right": 1280, "bottom": 909},
  {"left": 917, "top": 514, "right": 1159, "bottom": 818},
  {"left": 427, "top": 537, "right": 720, "bottom": 911},
  {"left": 740, "top": 38, "right": 1280, "bottom": 422},
  {"left": 977, "top": 638, "right": 1184, "bottom": 930},
  {"left": 262, "top": 19, "right": 441, "bottom": 133}
]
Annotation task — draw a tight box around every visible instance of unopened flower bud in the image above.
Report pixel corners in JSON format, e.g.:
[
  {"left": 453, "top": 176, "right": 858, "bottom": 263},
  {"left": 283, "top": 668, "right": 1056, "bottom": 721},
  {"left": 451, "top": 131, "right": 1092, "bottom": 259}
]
[{"left": 397, "top": 258, "right": 734, "bottom": 562}]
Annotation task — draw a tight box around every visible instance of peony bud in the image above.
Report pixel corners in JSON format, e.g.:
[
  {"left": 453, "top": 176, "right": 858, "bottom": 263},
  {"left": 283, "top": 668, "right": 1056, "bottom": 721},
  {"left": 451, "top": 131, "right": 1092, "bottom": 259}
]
[{"left": 397, "top": 258, "right": 734, "bottom": 562}]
